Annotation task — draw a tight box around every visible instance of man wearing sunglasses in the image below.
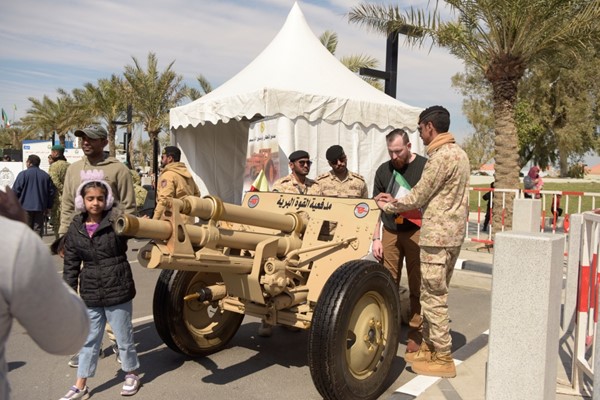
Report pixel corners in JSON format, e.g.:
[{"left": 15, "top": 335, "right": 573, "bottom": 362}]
[
  {"left": 316, "top": 145, "right": 368, "bottom": 198},
  {"left": 271, "top": 150, "right": 321, "bottom": 195}
]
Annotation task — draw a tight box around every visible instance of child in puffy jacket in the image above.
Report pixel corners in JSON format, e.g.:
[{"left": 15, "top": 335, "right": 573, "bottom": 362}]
[{"left": 59, "top": 169, "right": 140, "bottom": 399}]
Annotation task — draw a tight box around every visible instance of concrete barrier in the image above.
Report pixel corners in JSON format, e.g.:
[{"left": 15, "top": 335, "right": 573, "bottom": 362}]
[{"left": 486, "top": 232, "right": 565, "bottom": 400}]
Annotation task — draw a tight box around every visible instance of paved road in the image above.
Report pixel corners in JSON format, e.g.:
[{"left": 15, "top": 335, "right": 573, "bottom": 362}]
[{"left": 6, "top": 237, "right": 491, "bottom": 400}]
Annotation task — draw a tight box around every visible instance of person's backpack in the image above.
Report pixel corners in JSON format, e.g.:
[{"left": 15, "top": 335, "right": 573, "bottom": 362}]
[{"left": 523, "top": 175, "right": 534, "bottom": 190}]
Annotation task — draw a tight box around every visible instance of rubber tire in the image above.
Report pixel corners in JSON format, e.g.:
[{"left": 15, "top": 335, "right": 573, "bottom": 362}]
[
  {"left": 308, "top": 260, "right": 400, "bottom": 400},
  {"left": 153, "top": 269, "right": 244, "bottom": 357}
]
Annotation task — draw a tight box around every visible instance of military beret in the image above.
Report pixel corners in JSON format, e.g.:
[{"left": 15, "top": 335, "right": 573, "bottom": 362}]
[
  {"left": 289, "top": 150, "right": 310, "bottom": 162},
  {"left": 325, "top": 145, "right": 344, "bottom": 162},
  {"left": 418, "top": 105, "right": 449, "bottom": 124},
  {"left": 51, "top": 144, "right": 65, "bottom": 151}
]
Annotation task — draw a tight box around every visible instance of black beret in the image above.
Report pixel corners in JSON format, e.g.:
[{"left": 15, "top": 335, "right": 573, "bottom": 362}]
[
  {"left": 289, "top": 150, "right": 310, "bottom": 162},
  {"left": 325, "top": 145, "right": 344, "bottom": 162},
  {"left": 418, "top": 105, "right": 449, "bottom": 124}
]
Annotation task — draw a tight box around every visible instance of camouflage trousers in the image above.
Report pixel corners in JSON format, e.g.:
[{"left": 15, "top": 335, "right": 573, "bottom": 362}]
[
  {"left": 420, "top": 245, "right": 461, "bottom": 353},
  {"left": 50, "top": 203, "right": 61, "bottom": 240}
]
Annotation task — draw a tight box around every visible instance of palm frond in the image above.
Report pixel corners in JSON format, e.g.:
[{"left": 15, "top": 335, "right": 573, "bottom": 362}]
[{"left": 319, "top": 30, "right": 338, "bottom": 54}]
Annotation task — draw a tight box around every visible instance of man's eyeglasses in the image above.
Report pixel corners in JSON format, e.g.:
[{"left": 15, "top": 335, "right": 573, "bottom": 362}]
[{"left": 297, "top": 160, "right": 312, "bottom": 167}]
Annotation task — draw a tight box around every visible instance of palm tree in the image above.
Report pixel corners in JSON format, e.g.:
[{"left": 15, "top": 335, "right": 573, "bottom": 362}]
[
  {"left": 349, "top": 1, "right": 600, "bottom": 228},
  {"left": 186, "top": 74, "right": 213, "bottom": 101},
  {"left": 122, "top": 52, "right": 187, "bottom": 173},
  {"left": 82, "top": 75, "right": 128, "bottom": 157},
  {"left": 319, "top": 30, "right": 383, "bottom": 90},
  {"left": 20, "top": 93, "right": 80, "bottom": 145}
]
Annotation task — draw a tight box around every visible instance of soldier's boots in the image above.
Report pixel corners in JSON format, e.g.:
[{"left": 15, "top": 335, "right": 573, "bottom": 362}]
[
  {"left": 404, "top": 341, "right": 433, "bottom": 363},
  {"left": 411, "top": 351, "right": 456, "bottom": 378}
]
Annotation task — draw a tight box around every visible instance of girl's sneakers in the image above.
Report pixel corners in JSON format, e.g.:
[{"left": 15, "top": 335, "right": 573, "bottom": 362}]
[
  {"left": 59, "top": 385, "right": 89, "bottom": 400},
  {"left": 120, "top": 374, "right": 141, "bottom": 396}
]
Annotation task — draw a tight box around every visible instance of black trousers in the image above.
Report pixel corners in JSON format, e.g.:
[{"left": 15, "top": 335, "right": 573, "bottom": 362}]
[{"left": 26, "top": 210, "right": 45, "bottom": 237}]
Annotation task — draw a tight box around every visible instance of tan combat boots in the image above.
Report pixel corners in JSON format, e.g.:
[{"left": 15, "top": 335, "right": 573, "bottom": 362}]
[
  {"left": 411, "top": 351, "right": 456, "bottom": 378},
  {"left": 404, "top": 341, "right": 433, "bottom": 363}
]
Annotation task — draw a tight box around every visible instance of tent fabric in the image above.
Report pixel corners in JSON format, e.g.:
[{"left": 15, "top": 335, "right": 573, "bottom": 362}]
[{"left": 170, "top": 2, "right": 424, "bottom": 204}]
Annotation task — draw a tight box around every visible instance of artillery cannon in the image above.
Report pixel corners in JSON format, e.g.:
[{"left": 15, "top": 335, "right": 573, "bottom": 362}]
[{"left": 116, "top": 192, "right": 400, "bottom": 400}]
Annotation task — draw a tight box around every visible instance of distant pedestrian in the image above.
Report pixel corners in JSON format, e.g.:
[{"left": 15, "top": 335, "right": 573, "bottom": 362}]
[
  {"left": 49, "top": 145, "right": 70, "bottom": 240},
  {"left": 153, "top": 146, "right": 199, "bottom": 222},
  {"left": 551, "top": 194, "right": 563, "bottom": 217},
  {"left": 482, "top": 182, "right": 494, "bottom": 232},
  {"left": 12, "top": 154, "right": 56, "bottom": 236},
  {"left": 59, "top": 169, "right": 140, "bottom": 400},
  {"left": 523, "top": 166, "right": 542, "bottom": 199},
  {"left": 316, "top": 145, "right": 368, "bottom": 198},
  {"left": 375, "top": 105, "right": 470, "bottom": 378}
]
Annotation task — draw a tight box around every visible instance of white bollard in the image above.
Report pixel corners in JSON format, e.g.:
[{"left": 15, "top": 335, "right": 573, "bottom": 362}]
[
  {"left": 512, "top": 198, "right": 542, "bottom": 232},
  {"left": 486, "top": 232, "right": 564, "bottom": 400}
]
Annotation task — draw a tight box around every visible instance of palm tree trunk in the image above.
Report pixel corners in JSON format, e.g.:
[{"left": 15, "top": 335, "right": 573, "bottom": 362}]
[
  {"left": 491, "top": 78, "right": 521, "bottom": 230},
  {"left": 108, "top": 125, "right": 117, "bottom": 157}
]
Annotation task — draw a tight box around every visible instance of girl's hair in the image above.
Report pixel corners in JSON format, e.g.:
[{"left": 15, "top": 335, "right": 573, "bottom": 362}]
[{"left": 74, "top": 169, "right": 114, "bottom": 212}]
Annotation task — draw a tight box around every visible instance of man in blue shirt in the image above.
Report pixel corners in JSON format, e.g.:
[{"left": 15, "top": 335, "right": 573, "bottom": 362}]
[{"left": 12, "top": 154, "right": 56, "bottom": 236}]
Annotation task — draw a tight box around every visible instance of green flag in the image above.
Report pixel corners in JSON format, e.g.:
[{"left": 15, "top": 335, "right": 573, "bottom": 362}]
[
  {"left": 1, "top": 108, "right": 9, "bottom": 128},
  {"left": 386, "top": 170, "right": 422, "bottom": 227}
]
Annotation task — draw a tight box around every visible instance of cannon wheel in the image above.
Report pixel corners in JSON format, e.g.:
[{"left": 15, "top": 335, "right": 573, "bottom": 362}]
[
  {"left": 153, "top": 269, "right": 244, "bottom": 357},
  {"left": 308, "top": 260, "right": 400, "bottom": 400}
]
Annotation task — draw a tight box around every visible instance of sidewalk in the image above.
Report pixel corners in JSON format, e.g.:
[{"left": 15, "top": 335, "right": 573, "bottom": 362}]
[{"left": 389, "top": 242, "right": 593, "bottom": 400}]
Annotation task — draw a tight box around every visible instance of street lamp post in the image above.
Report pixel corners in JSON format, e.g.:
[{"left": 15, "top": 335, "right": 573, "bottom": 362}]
[
  {"left": 112, "top": 104, "right": 133, "bottom": 166},
  {"left": 359, "top": 25, "right": 422, "bottom": 98}
]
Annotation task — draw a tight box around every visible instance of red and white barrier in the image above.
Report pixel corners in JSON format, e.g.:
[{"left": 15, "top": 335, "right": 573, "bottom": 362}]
[{"left": 571, "top": 211, "right": 600, "bottom": 392}]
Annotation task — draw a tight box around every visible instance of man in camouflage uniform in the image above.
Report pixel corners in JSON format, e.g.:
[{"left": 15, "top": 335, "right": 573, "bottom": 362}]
[
  {"left": 316, "top": 145, "right": 368, "bottom": 198},
  {"left": 153, "top": 146, "right": 200, "bottom": 223},
  {"left": 271, "top": 150, "right": 321, "bottom": 195},
  {"left": 262, "top": 149, "right": 319, "bottom": 337},
  {"left": 48, "top": 144, "right": 70, "bottom": 240},
  {"left": 375, "top": 106, "right": 470, "bottom": 378}
]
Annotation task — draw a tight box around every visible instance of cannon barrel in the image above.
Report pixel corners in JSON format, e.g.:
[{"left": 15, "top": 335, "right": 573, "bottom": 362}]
[
  {"left": 180, "top": 195, "right": 304, "bottom": 234},
  {"left": 116, "top": 213, "right": 303, "bottom": 256}
]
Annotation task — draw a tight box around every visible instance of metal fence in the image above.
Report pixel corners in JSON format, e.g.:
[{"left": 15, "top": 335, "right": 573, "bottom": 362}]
[{"left": 467, "top": 187, "right": 600, "bottom": 244}]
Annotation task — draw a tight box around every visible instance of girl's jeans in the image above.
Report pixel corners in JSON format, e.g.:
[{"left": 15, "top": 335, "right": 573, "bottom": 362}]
[{"left": 78, "top": 300, "right": 140, "bottom": 378}]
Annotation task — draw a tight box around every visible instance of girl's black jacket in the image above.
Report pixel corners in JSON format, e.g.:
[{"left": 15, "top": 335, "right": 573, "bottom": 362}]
[{"left": 63, "top": 207, "right": 136, "bottom": 308}]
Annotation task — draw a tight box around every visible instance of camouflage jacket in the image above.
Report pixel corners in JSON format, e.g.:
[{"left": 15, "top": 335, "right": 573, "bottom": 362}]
[
  {"left": 384, "top": 133, "right": 470, "bottom": 247},
  {"left": 316, "top": 170, "right": 368, "bottom": 198},
  {"left": 49, "top": 160, "right": 70, "bottom": 200},
  {"left": 153, "top": 162, "right": 200, "bottom": 220},
  {"left": 271, "top": 173, "right": 321, "bottom": 195}
]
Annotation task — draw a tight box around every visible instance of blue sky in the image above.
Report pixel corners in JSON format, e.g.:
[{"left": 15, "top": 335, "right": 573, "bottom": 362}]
[{"left": 0, "top": 0, "right": 498, "bottom": 157}]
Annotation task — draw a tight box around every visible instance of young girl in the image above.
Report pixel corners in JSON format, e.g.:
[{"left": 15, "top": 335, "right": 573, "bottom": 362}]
[{"left": 59, "top": 169, "right": 140, "bottom": 399}]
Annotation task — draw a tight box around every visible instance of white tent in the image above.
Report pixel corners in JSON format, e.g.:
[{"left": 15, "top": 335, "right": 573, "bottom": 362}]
[{"left": 170, "top": 2, "right": 423, "bottom": 204}]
